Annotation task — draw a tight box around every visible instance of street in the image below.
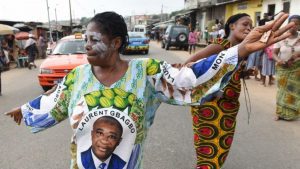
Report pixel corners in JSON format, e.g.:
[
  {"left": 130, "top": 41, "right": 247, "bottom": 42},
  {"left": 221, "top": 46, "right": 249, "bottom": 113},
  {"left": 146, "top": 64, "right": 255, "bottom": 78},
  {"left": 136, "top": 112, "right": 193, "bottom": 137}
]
[{"left": 0, "top": 41, "right": 299, "bottom": 169}]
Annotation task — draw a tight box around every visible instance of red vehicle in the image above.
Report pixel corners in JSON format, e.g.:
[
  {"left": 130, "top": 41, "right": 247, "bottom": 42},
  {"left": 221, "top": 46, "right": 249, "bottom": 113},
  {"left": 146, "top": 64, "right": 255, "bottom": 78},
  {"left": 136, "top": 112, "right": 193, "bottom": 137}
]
[{"left": 38, "top": 34, "right": 88, "bottom": 91}]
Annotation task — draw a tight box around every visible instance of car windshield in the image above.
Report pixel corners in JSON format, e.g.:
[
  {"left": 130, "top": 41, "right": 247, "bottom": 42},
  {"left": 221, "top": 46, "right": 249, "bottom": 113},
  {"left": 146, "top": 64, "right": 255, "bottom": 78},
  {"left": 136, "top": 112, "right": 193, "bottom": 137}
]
[
  {"left": 52, "top": 39, "right": 86, "bottom": 55},
  {"left": 128, "top": 32, "right": 145, "bottom": 38}
]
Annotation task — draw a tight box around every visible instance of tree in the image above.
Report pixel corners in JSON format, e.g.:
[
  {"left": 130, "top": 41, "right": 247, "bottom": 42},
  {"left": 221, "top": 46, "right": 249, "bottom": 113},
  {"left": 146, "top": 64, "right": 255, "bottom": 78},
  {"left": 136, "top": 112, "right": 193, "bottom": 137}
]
[
  {"left": 169, "top": 10, "right": 185, "bottom": 18},
  {"left": 152, "top": 15, "right": 160, "bottom": 20},
  {"left": 80, "top": 17, "right": 90, "bottom": 26}
]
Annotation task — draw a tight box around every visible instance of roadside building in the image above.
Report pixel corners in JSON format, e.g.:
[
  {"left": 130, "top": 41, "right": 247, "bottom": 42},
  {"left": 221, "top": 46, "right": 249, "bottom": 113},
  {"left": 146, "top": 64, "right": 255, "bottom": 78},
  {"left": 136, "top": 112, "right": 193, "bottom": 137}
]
[
  {"left": 181, "top": 0, "right": 264, "bottom": 40},
  {"left": 262, "top": 0, "right": 296, "bottom": 17},
  {"left": 225, "top": 0, "right": 262, "bottom": 27}
]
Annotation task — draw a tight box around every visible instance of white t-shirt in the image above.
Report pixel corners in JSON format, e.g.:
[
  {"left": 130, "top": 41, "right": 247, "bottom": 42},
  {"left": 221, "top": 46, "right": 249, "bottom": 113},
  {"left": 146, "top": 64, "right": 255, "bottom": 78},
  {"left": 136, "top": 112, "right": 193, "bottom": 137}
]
[
  {"left": 274, "top": 33, "right": 300, "bottom": 61},
  {"left": 218, "top": 29, "right": 225, "bottom": 38},
  {"left": 209, "top": 31, "right": 219, "bottom": 39}
]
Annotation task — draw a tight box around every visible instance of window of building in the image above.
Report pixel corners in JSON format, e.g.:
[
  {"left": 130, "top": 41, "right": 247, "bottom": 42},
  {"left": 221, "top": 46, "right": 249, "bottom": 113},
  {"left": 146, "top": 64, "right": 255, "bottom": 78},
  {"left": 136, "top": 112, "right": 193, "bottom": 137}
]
[
  {"left": 237, "top": 2, "right": 248, "bottom": 10},
  {"left": 283, "top": 1, "right": 290, "bottom": 13},
  {"left": 268, "top": 4, "right": 275, "bottom": 16}
]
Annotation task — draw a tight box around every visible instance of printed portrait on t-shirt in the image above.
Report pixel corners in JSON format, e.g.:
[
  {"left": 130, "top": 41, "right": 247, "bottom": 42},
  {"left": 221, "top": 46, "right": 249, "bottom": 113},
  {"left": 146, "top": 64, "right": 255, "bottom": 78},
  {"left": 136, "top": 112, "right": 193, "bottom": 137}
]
[{"left": 70, "top": 88, "right": 145, "bottom": 169}]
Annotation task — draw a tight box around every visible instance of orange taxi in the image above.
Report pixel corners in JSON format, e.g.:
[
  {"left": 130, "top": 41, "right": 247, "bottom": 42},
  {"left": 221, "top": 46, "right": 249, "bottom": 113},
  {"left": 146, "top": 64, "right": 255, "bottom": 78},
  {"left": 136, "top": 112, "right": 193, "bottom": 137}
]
[{"left": 38, "top": 33, "right": 88, "bottom": 91}]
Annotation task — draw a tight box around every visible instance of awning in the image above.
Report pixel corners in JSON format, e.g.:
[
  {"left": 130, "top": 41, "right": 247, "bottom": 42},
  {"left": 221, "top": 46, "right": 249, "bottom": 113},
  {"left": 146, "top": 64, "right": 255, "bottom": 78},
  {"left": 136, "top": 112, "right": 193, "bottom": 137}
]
[
  {"left": 152, "top": 24, "right": 169, "bottom": 30},
  {"left": 153, "top": 20, "right": 175, "bottom": 26},
  {"left": 0, "top": 24, "right": 19, "bottom": 35},
  {"left": 175, "top": 9, "right": 197, "bottom": 17},
  {"left": 215, "top": 0, "right": 240, "bottom": 6},
  {"left": 13, "top": 23, "right": 33, "bottom": 32},
  {"left": 153, "top": 20, "right": 175, "bottom": 29}
]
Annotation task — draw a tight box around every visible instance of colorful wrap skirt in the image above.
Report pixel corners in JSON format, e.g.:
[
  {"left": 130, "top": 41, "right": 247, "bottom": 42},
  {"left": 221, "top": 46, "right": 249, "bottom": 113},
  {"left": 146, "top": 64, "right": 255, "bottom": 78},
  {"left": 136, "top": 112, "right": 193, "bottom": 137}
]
[
  {"left": 191, "top": 69, "right": 241, "bottom": 169},
  {"left": 275, "top": 60, "right": 300, "bottom": 120}
]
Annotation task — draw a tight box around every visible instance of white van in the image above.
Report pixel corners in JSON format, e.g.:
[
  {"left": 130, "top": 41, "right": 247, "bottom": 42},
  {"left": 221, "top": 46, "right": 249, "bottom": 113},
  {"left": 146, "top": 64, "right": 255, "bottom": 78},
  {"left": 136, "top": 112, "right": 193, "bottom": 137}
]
[{"left": 133, "top": 25, "right": 147, "bottom": 36}]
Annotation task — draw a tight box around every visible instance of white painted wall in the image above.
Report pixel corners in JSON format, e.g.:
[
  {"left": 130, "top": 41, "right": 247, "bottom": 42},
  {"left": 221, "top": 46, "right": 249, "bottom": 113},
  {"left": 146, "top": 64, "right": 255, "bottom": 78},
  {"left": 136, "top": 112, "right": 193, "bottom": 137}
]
[
  {"left": 262, "top": 0, "right": 300, "bottom": 16},
  {"left": 289, "top": 0, "right": 300, "bottom": 16},
  {"left": 184, "top": 0, "right": 198, "bottom": 9}
]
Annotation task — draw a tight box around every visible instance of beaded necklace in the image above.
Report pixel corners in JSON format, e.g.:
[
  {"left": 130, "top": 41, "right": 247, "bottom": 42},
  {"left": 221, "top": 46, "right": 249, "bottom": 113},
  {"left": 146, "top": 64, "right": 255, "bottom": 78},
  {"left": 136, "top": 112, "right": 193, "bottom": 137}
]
[{"left": 283, "top": 32, "right": 299, "bottom": 54}]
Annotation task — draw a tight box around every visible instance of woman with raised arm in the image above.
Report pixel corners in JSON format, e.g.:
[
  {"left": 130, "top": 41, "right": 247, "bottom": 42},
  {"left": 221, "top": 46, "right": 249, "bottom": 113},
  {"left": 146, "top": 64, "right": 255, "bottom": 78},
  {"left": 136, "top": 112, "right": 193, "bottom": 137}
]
[
  {"left": 185, "top": 13, "right": 254, "bottom": 169},
  {"left": 184, "top": 13, "right": 292, "bottom": 169}
]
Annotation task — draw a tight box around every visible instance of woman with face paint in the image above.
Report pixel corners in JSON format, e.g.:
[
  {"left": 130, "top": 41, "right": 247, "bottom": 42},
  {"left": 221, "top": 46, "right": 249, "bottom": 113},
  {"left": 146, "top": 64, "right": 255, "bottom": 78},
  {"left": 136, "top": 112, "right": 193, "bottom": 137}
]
[{"left": 5, "top": 12, "right": 294, "bottom": 169}]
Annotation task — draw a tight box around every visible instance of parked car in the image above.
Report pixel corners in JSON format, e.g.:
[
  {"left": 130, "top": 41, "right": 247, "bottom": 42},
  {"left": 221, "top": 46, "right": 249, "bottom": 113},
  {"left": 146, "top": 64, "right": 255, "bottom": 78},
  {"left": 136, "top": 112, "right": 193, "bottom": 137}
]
[
  {"left": 38, "top": 33, "right": 88, "bottom": 91},
  {"left": 123, "top": 31, "right": 150, "bottom": 54},
  {"left": 161, "top": 25, "right": 189, "bottom": 51}
]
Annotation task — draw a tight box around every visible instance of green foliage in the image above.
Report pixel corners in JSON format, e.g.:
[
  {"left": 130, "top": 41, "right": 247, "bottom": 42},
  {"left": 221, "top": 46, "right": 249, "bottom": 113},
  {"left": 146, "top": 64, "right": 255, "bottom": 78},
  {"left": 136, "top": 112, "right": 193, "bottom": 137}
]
[
  {"left": 169, "top": 9, "right": 186, "bottom": 18},
  {"left": 80, "top": 17, "right": 91, "bottom": 26},
  {"left": 152, "top": 15, "right": 160, "bottom": 19}
]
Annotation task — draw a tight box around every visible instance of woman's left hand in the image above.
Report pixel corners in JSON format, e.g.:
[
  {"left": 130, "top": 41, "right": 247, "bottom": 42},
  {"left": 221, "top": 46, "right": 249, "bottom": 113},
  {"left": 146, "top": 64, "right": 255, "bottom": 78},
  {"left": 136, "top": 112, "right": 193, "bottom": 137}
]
[{"left": 238, "top": 13, "right": 295, "bottom": 58}]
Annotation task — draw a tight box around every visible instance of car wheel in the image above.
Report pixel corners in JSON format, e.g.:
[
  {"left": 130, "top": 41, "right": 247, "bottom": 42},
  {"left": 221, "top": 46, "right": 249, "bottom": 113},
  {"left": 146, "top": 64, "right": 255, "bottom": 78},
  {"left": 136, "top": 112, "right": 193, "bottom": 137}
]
[
  {"left": 177, "top": 33, "right": 187, "bottom": 42},
  {"left": 42, "top": 86, "right": 52, "bottom": 92},
  {"left": 145, "top": 50, "right": 149, "bottom": 54}
]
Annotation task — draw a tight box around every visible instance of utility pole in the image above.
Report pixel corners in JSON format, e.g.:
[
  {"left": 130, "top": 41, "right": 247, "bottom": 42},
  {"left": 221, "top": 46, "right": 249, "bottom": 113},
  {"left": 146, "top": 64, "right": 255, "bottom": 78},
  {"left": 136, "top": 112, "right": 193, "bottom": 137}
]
[
  {"left": 55, "top": 6, "right": 59, "bottom": 41},
  {"left": 160, "top": 4, "right": 163, "bottom": 22},
  {"left": 94, "top": 9, "right": 96, "bottom": 16},
  {"left": 46, "top": 0, "right": 53, "bottom": 43},
  {"left": 69, "top": 0, "right": 73, "bottom": 34}
]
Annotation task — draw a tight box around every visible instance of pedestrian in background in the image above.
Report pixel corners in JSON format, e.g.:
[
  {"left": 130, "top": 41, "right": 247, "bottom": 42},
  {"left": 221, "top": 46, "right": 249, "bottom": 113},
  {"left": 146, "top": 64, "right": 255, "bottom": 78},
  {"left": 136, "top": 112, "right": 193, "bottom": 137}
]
[
  {"left": 272, "top": 15, "right": 300, "bottom": 121},
  {"left": 204, "top": 26, "right": 209, "bottom": 44},
  {"left": 195, "top": 28, "right": 201, "bottom": 43},
  {"left": 259, "top": 13, "right": 271, "bottom": 26},
  {"left": 0, "top": 41, "right": 9, "bottom": 96},
  {"left": 188, "top": 28, "right": 197, "bottom": 54},
  {"left": 155, "top": 29, "right": 160, "bottom": 43},
  {"left": 1, "top": 39, "right": 10, "bottom": 65},
  {"left": 261, "top": 44, "right": 275, "bottom": 86},
  {"left": 209, "top": 25, "right": 219, "bottom": 43},
  {"left": 254, "top": 13, "right": 272, "bottom": 81},
  {"left": 24, "top": 34, "right": 38, "bottom": 69},
  {"left": 38, "top": 33, "right": 48, "bottom": 59},
  {"left": 246, "top": 50, "right": 263, "bottom": 80},
  {"left": 218, "top": 24, "right": 225, "bottom": 39},
  {"left": 5, "top": 35, "right": 19, "bottom": 68}
]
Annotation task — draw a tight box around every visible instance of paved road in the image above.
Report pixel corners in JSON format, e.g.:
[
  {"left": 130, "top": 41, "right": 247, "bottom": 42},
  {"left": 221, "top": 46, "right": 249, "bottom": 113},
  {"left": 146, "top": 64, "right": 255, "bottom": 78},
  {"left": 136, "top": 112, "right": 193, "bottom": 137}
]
[{"left": 0, "top": 41, "right": 299, "bottom": 169}]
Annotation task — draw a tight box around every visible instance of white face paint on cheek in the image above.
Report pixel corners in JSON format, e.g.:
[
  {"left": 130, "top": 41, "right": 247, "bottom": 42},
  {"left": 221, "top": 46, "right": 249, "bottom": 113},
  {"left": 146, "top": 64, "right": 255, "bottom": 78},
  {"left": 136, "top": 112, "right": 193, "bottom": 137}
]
[
  {"left": 85, "top": 30, "right": 110, "bottom": 55},
  {"left": 92, "top": 42, "right": 109, "bottom": 54}
]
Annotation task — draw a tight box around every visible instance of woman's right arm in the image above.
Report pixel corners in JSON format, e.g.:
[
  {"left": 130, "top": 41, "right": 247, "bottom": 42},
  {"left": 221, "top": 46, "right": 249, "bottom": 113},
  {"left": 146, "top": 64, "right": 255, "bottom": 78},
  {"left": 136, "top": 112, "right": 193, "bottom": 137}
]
[
  {"left": 5, "top": 70, "right": 75, "bottom": 133},
  {"left": 184, "top": 44, "right": 224, "bottom": 64},
  {"left": 272, "top": 47, "right": 285, "bottom": 65}
]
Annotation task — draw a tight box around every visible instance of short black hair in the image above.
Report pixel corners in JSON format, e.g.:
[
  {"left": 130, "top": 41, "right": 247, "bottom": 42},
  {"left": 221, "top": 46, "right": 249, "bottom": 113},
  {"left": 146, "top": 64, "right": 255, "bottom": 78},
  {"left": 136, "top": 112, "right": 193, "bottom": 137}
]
[{"left": 90, "top": 11, "right": 128, "bottom": 52}]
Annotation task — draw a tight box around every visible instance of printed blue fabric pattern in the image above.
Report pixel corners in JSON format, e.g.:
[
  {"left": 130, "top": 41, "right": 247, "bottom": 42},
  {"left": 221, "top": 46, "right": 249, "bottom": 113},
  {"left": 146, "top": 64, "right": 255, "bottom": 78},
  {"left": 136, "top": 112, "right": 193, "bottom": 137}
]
[{"left": 192, "top": 54, "right": 217, "bottom": 78}]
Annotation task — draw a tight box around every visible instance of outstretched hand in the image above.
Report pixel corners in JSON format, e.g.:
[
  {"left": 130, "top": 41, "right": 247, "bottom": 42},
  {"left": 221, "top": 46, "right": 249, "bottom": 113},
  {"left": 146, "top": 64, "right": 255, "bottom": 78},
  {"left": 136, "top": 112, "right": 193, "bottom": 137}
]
[
  {"left": 5, "top": 107, "right": 23, "bottom": 125},
  {"left": 238, "top": 13, "right": 295, "bottom": 58}
]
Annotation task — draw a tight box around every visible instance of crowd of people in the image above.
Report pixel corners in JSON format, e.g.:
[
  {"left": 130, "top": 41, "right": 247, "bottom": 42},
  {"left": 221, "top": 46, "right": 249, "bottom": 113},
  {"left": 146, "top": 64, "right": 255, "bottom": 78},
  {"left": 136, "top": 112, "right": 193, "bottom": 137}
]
[
  {"left": 0, "top": 33, "right": 48, "bottom": 96},
  {"left": 2, "top": 11, "right": 299, "bottom": 169},
  {"left": 0, "top": 33, "right": 48, "bottom": 70}
]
